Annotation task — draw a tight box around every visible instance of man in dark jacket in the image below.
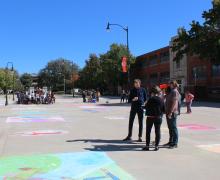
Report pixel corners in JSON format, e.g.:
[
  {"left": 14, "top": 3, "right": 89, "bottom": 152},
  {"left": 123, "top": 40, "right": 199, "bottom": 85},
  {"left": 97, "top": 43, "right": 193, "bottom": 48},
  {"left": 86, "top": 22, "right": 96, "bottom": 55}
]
[{"left": 123, "top": 79, "right": 148, "bottom": 142}]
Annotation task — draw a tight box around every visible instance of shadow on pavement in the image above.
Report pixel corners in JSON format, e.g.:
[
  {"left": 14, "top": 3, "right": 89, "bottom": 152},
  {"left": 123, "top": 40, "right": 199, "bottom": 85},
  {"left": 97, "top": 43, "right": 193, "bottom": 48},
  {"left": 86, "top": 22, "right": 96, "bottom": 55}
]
[
  {"left": 66, "top": 139, "right": 169, "bottom": 152},
  {"left": 98, "top": 103, "right": 130, "bottom": 107}
]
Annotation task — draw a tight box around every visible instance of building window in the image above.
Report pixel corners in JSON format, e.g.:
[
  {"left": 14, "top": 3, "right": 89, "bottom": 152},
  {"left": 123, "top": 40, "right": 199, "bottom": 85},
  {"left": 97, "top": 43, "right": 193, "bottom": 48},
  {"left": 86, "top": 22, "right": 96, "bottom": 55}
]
[
  {"left": 176, "top": 59, "right": 180, "bottom": 69},
  {"left": 212, "top": 64, "right": 220, "bottom": 77},
  {"left": 192, "top": 66, "right": 207, "bottom": 80},
  {"left": 149, "top": 73, "right": 158, "bottom": 84},
  {"left": 149, "top": 55, "right": 158, "bottom": 66},
  {"left": 160, "top": 72, "right": 170, "bottom": 83},
  {"left": 160, "top": 51, "right": 169, "bottom": 63}
]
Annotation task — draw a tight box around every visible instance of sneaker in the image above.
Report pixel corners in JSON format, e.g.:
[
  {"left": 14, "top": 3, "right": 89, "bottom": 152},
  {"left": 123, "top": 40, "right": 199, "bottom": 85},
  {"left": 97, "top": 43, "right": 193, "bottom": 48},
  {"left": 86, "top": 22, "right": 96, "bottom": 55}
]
[
  {"left": 123, "top": 137, "right": 132, "bottom": 141},
  {"left": 163, "top": 142, "right": 171, "bottom": 146},
  {"left": 142, "top": 146, "right": 149, "bottom": 151},
  {"left": 137, "top": 138, "right": 142, "bottom": 142},
  {"left": 169, "top": 144, "right": 178, "bottom": 149},
  {"left": 154, "top": 146, "right": 159, "bottom": 151}
]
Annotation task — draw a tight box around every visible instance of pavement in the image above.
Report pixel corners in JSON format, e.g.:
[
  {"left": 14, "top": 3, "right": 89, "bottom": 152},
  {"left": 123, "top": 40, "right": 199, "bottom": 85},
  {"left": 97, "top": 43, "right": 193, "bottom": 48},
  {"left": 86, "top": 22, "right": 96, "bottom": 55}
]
[{"left": 0, "top": 94, "right": 220, "bottom": 180}]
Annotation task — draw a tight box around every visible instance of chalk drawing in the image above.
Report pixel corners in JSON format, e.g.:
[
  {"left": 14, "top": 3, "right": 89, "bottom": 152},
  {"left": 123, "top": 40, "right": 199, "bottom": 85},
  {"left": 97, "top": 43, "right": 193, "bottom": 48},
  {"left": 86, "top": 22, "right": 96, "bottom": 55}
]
[
  {"left": 0, "top": 152, "right": 134, "bottom": 180},
  {"left": 179, "top": 124, "right": 217, "bottom": 131},
  {"left": 14, "top": 130, "right": 68, "bottom": 136},
  {"left": 83, "top": 109, "right": 99, "bottom": 113},
  {"left": 104, "top": 116, "right": 127, "bottom": 120},
  {"left": 197, "top": 144, "right": 220, "bottom": 154},
  {"left": 6, "top": 116, "right": 65, "bottom": 123},
  {"left": 79, "top": 106, "right": 106, "bottom": 109}
]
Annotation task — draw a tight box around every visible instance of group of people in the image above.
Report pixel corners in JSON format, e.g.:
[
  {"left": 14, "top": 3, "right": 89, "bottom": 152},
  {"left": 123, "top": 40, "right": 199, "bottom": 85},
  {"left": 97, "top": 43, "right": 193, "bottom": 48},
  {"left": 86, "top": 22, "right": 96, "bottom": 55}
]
[
  {"left": 82, "top": 90, "right": 101, "bottom": 103},
  {"left": 16, "top": 88, "right": 55, "bottom": 105},
  {"left": 123, "top": 79, "right": 194, "bottom": 151},
  {"left": 120, "top": 90, "right": 129, "bottom": 103}
]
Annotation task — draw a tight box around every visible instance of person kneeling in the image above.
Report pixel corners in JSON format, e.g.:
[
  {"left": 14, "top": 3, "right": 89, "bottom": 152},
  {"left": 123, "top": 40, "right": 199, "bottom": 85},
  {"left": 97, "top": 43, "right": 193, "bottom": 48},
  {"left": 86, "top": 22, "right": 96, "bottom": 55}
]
[{"left": 142, "top": 86, "right": 165, "bottom": 151}]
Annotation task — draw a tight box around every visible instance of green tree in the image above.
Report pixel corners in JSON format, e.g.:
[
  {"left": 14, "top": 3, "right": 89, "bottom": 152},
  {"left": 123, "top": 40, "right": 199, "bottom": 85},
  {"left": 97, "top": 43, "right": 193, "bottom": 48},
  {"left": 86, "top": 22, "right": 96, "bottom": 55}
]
[
  {"left": 76, "top": 43, "right": 135, "bottom": 94},
  {"left": 38, "top": 58, "right": 79, "bottom": 92},
  {"left": 172, "top": 2, "right": 220, "bottom": 62},
  {"left": 20, "top": 73, "right": 33, "bottom": 89}
]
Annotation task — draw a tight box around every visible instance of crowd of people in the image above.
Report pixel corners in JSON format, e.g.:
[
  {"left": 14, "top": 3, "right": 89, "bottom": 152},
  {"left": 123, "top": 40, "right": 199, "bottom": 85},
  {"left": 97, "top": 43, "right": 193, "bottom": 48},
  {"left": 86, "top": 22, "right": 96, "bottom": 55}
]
[
  {"left": 16, "top": 88, "right": 55, "bottom": 105},
  {"left": 123, "top": 79, "right": 194, "bottom": 151},
  {"left": 82, "top": 90, "right": 101, "bottom": 103}
]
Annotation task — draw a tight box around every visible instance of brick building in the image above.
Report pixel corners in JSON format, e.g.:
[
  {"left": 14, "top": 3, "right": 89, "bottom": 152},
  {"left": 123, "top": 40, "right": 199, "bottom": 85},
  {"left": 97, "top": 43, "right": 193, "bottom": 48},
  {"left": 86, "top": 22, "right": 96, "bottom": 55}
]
[
  {"left": 131, "top": 44, "right": 220, "bottom": 100},
  {"left": 131, "top": 46, "right": 170, "bottom": 90}
]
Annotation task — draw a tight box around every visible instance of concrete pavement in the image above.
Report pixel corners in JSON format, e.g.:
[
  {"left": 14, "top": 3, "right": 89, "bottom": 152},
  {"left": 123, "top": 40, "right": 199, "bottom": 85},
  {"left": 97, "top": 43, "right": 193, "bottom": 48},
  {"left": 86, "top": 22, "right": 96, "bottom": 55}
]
[{"left": 0, "top": 95, "right": 220, "bottom": 179}]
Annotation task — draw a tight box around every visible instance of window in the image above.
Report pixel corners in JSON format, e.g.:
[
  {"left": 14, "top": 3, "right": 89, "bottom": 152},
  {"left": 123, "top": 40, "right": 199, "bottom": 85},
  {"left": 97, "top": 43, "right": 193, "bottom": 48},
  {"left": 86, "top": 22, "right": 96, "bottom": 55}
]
[
  {"left": 149, "top": 55, "right": 158, "bottom": 66},
  {"left": 160, "top": 72, "right": 170, "bottom": 83},
  {"left": 149, "top": 73, "right": 158, "bottom": 84},
  {"left": 212, "top": 64, "right": 220, "bottom": 77},
  {"left": 160, "top": 51, "right": 169, "bottom": 63},
  {"left": 176, "top": 59, "right": 180, "bottom": 69},
  {"left": 192, "top": 66, "right": 207, "bottom": 80}
]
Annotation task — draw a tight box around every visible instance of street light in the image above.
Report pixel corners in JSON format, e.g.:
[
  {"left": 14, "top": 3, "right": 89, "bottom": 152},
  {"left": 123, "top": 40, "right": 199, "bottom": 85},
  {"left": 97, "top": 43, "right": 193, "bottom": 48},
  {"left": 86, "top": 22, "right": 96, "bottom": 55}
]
[
  {"left": 106, "top": 22, "right": 130, "bottom": 87},
  {"left": 58, "top": 72, "right": 65, "bottom": 94},
  {"left": 5, "top": 62, "right": 15, "bottom": 106}
]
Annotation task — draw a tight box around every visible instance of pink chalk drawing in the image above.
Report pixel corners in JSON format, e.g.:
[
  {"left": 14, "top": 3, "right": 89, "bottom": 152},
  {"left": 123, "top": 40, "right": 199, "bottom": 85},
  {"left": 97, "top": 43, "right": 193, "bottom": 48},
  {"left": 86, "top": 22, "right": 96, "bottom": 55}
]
[
  {"left": 15, "top": 130, "right": 68, "bottom": 136},
  {"left": 6, "top": 116, "right": 65, "bottom": 123},
  {"left": 179, "top": 124, "right": 217, "bottom": 131},
  {"left": 197, "top": 144, "right": 220, "bottom": 154}
]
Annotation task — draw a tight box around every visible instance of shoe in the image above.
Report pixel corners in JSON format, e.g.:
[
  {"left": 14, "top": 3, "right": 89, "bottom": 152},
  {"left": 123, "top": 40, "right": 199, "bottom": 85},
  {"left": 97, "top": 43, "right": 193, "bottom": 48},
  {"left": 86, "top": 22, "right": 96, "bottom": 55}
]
[
  {"left": 123, "top": 137, "right": 132, "bottom": 141},
  {"left": 163, "top": 142, "right": 171, "bottom": 146},
  {"left": 154, "top": 146, "right": 159, "bottom": 151},
  {"left": 169, "top": 144, "right": 178, "bottom": 149},
  {"left": 142, "top": 146, "right": 149, "bottom": 151},
  {"left": 137, "top": 138, "right": 142, "bottom": 142}
]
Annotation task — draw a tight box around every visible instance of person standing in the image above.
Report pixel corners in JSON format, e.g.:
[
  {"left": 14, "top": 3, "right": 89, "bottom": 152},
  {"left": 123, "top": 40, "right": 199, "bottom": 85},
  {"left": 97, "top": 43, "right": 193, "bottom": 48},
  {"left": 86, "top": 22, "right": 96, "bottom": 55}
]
[
  {"left": 164, "top": 80, "right": 180, "bottom": 149},
  {"left": 82, "top": 91, "right": 86, "bottom": 103},
  {"left": 120, "top": 90, "right": 126, "bottom": 103},
  {"left": 142, "top": 86, "right": 165, "bottom": 151},
  {"left": 185, "top": 91, "right": 194, "bottom": 113},
  {"left": 123, "top": 79, "right": 148, "bottom": 142}
]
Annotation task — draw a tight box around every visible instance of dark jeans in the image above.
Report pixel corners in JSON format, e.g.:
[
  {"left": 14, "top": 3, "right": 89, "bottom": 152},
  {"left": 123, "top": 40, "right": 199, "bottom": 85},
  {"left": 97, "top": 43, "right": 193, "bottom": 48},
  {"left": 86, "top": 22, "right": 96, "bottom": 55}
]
[
  {"left": 186, "top": 102, "right": 192, "bottom": 113},
  {"left": 166, "top": 113, "right": 179, "bottom": 145},
  {"left": 128, "top": 106, "right": 143, "bottom": 138},
  {"left": 146, "top": 117, "right": 162, "bottom": 147}
]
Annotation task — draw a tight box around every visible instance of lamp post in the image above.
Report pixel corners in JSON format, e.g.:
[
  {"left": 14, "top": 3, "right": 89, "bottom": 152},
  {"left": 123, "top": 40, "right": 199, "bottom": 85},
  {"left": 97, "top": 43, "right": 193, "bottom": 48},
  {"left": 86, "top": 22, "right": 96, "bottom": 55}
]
[
  {"left": 5, "top": 62, "right": 15, "bottom": 106},
  {"left": 106, "top": 22, "right": 130, "bottom": 86}
]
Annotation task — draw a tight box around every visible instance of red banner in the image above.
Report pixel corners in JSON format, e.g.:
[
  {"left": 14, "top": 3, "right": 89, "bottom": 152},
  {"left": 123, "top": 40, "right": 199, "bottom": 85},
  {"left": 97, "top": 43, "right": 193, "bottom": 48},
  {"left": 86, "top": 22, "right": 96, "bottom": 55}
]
[{"left": 121, "top": 56, "right": 127, "bottom": 73}]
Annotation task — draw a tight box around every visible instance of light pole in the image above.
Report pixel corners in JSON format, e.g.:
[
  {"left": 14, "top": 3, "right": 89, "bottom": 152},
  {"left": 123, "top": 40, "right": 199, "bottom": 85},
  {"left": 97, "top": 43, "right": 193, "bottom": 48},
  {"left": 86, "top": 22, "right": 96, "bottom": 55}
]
[
  {"left": 58, "top": 73, "right": 65, "bottom": 94},
  {"left": 106, "top": 22, "right": 130, "bottom": 86},
  {"left": 5, "top": 62, "right": 15, "bottom": 106}
]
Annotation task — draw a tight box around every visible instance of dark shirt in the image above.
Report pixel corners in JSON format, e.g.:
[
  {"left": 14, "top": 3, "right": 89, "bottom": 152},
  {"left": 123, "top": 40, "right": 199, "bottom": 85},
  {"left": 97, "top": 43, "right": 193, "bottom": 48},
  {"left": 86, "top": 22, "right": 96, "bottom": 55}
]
[
  {"left": 145, "top": 96, "right": 165, "bottom": 117},
  {"left": 129, "top": 87, "right": 148, "bottom": 107}
]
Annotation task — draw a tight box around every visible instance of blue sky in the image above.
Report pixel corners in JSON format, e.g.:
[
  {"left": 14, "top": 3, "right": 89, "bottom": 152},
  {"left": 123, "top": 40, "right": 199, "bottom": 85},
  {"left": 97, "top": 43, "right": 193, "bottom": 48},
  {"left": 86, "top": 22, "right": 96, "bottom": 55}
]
[{"left": 0, "top": 0, "right": 212, "bottom": 74}]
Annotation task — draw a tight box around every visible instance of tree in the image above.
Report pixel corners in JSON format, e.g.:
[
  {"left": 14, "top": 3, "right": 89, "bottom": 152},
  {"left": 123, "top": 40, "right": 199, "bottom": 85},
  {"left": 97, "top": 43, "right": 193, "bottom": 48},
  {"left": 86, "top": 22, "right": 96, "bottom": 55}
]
[
  {"left": 20, "top": 73, "right": 33, "bottom": 89},
  {"left": 38, "top": 58, "right": 79, "bottom": 92},
  {"left": 76, "top": 43, "right": 136, "bottom": 94},
  {"left": 172, "top": 2, "right": 220, "bottom": 63},
  {"left": 0, "top": 68, "right": 17, "bottom": 92}
]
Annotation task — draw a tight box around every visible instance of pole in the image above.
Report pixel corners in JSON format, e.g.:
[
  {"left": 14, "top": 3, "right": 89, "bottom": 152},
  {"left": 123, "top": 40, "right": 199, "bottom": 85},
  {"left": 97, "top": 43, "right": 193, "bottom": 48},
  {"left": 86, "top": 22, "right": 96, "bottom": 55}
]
[
  {"left": 126, "top": 27, "right": 130, "bottom": 87},
  {"left": 12, "top": 66, "right": 15, "bottom": 101},
  {"left": 64, "top": 76, "right": 66, "bottom": 94}
]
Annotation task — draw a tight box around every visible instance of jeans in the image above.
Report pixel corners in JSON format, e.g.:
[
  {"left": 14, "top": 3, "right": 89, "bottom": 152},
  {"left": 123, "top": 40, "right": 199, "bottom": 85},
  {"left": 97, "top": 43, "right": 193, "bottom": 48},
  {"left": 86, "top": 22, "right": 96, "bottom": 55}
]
[
  {"left": 186, "top": 102, "right": 192, "bottom": 113},
  {"left": 166, "top": 113, "right": 178, "bottom": 145},
  {"left": 146, "top": 117, "right": 162, "bottom": 147},
  {"left": 128, "top": 106, "right": 143, "bottom": 138}
]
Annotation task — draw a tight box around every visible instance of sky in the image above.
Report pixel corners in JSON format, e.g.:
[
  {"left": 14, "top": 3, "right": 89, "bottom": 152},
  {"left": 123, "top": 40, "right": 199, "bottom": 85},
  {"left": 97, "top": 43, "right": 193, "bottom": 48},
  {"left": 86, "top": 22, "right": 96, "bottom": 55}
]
[{"left": 0, "top": 0, "right": 213, "bottom": 74}]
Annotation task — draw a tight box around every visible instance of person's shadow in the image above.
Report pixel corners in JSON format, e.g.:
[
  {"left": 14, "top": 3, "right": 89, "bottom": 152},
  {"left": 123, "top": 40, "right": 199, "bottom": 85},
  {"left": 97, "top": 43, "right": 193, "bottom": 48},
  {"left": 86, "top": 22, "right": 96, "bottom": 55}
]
[{"left": 66, "top": 139, "right": 167, "bottom": 152}]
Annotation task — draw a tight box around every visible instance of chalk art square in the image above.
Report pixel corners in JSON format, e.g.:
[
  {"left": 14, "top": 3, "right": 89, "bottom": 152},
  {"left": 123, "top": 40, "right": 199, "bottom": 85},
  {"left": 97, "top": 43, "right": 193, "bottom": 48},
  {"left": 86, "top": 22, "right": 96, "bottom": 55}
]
[
  {"left": 0, "top": 152, "right": 134, "bottom": 180},
  {"left": 6, "top": 116, "right": 65, "bottom": 123},
  {"left": 197, "top": 144, "right": 220, "bottom": 154},
  {"left": 179, "top": 124, "right": 217, "bottom": 131},
  {"left": 14, "top": 130, "right": 68, "bottom": 136}
]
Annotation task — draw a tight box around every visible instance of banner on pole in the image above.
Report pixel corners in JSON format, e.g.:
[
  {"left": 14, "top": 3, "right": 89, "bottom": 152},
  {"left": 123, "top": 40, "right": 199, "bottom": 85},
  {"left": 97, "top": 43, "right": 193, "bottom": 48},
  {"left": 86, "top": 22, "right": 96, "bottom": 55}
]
[{"left": 121, "top": 56, "right": 127, "bottom": 73}]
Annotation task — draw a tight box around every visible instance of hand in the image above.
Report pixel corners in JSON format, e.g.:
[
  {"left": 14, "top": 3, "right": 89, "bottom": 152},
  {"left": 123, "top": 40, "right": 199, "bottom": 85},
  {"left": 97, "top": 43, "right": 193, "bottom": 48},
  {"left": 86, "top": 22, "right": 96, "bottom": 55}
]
[
  {"left": 132, "top": 97, "right": 138, "bottom": 101},
  {"left": 167, "top": 113, "right": 172, "bottom": 119}
]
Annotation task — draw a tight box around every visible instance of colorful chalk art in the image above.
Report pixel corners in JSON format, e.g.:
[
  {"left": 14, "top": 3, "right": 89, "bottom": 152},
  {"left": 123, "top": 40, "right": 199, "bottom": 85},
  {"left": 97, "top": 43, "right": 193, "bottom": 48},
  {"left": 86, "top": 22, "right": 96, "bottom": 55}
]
[
  {"left": 6, "top": 116, "right": 65, "bottom": 123},
  {"left": 179, "top": 124, "right": 217, "bottom": 131},
  {"left": 14, "top": 130, "right": 68, "bottom": 136},
  {"left": 0, "top": 152, "right": 134, "bottom": 180}
]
